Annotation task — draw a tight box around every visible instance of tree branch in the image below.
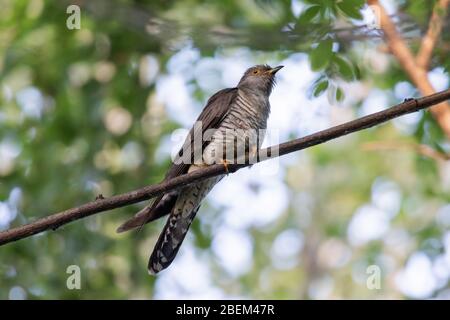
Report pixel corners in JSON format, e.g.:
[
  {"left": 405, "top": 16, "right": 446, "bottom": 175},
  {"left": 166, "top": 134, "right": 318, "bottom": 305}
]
[
  {"left": 416, "top": 0, "right": 449, "bottom": 70},
  {"left": 367, "top": 0, "right": 450, "bottom": 139},
  {"left": 0, "top": 90, "right": 450, "bottom": 246}
]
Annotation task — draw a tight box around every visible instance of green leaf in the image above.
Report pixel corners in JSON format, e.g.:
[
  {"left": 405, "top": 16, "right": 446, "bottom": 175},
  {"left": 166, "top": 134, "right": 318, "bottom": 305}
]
[
  {"left": 336, "top": 87, "right": 345, "bottom": 102},
  {"left": 313, "top": 80, "right": 329, "bottom": 97},
  {"left": 353, "top": 62, "right": 361, "bottom": 79},
  {"left": 297, "top": 5, "right": 321, "bottom": 24},
  {"left": 337, "top": 0, "right": 363, "bottom": 20},
  {"left": 333, "top": 55, "right": 355, "bottom": 80},
  {"left": 310, "top": 39, "right": 333, "bottom": 71}
]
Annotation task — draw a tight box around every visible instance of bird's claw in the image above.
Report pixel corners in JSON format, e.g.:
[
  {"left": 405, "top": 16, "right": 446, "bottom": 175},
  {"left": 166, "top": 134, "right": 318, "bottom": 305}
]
[{"left": 221, "top": 159, "right": 230, "bottom": 174}]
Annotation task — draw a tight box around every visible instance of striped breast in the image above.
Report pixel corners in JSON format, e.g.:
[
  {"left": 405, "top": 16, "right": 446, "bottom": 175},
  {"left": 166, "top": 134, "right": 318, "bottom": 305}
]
[{"left": 203, "top": 89, "right": 270, "bottom": 165}]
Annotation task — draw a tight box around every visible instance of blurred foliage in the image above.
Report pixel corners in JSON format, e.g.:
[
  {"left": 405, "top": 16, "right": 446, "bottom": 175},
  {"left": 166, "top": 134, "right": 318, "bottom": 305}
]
[{"left": 0, "top": 0, "right": 449, "bottom": 299}]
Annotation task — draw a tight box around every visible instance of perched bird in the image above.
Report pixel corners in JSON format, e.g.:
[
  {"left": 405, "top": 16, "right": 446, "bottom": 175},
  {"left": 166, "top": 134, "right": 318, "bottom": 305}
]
[{"left": 117, "top": 64, "right": 283, "bottom": 274}]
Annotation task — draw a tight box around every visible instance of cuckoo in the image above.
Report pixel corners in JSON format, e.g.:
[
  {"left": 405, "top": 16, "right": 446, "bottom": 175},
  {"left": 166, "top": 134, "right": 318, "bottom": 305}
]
[{"left": 117, "top": 64, "right": 283, "bottom": 274}]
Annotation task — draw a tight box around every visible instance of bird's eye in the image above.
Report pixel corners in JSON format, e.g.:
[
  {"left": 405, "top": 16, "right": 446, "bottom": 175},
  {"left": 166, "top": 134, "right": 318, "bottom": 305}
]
[{"left": 252, "top": 70, "right": 259, "bottom": 74}]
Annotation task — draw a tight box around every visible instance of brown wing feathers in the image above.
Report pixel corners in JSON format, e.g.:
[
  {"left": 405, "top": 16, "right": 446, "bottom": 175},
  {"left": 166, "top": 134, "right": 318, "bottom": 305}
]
[{"left": 116, "top": 88, "right": 237, "bottom": 233}]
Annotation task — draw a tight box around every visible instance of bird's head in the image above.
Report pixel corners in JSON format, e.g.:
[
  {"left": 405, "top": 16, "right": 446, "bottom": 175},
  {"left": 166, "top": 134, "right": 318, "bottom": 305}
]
[{"left": 237, "top": 64, "right": 283, "bottom": 96}]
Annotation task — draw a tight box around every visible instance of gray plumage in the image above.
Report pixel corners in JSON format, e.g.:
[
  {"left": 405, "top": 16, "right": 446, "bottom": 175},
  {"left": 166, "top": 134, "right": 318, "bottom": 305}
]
[{"left": 117, "top": 64, "right": 283, "bottom": 274}]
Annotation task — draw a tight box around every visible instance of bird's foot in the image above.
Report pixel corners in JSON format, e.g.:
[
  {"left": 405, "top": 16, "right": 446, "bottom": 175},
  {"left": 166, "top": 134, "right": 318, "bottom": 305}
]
[{"left": 220, "top": 159, "right": 230, "bottom": 174}]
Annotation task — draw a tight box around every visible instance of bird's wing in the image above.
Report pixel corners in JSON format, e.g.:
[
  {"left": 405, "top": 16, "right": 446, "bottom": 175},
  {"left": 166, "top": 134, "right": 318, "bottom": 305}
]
[
  {"left": 166, "top": 87, "right": 238, "bottom": 179},
  {"left": 116, "top": 87, "right": 238, "bottom": 232}
]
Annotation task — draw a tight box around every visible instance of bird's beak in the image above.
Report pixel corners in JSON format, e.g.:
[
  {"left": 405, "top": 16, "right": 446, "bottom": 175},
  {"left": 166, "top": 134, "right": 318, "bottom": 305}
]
[{"left": 268, "top": 65, "right": 284, "bottom": 75}]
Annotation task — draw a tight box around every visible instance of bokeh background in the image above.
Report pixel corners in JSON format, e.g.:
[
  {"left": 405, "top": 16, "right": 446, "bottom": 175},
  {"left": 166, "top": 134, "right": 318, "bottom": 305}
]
[{"left": 1, "top": 0, "right": 450, "bottom": 299}]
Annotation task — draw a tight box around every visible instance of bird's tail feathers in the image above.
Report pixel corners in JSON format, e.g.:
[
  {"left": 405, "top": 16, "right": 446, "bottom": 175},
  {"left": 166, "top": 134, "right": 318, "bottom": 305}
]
[
  {"left": 116, "top": 192, "right": 178, "bottom": 233},
  {"left": 148, "top": 207, "right": 199, "bottom": 275}
]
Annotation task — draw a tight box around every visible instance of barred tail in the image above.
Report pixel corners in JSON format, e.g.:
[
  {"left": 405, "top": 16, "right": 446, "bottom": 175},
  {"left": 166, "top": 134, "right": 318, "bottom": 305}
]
[{"left": 148, "top": 207, "right": 199, "bottom": 275}]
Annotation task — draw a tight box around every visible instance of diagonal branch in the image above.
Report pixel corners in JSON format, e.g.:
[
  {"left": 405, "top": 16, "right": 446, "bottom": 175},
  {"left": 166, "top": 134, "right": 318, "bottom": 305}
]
[
  {"left": 367, "top": 0, "right": 450, "bottom": 139},
  {"left": 0, "top": 89, "right": 450, "bottom": 246},
  {"left": 416, "top": 0, "right": 450, "bottom": 70}
]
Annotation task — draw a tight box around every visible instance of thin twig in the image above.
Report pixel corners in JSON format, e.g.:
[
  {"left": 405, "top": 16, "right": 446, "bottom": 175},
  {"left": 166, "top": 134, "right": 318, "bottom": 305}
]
[
  {"left": 0, "top": 90, "right": 450, "bottom": 246},
  {"left": 416, "top": 0, "right": 450, "bottom": 69},
  {"left": 367, "top": 0, "right": 450, "bottom": 139}
]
